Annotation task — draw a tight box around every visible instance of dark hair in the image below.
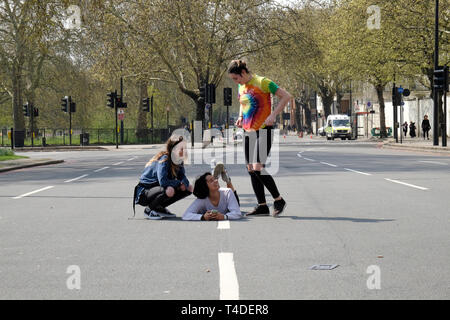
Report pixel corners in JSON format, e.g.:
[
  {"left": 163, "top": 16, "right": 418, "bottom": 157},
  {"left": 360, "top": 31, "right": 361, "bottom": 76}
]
[
  {"left": 227, "top": 59, "right": 250, "bottom": 75},
  {"left": 193, "top": 172, "right": 212, "bottom": 199}
]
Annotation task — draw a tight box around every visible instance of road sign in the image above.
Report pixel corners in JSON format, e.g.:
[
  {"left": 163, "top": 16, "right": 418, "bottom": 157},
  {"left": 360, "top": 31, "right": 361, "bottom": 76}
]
[
  {"left": 367, "top": 101, "right": 372, "bottom": 107},
  {"left": 118, "top": 108, "right": 125, "bottom": 121},
  {"left": 398, "top": 86, "right": 404, "bottom": 94}
]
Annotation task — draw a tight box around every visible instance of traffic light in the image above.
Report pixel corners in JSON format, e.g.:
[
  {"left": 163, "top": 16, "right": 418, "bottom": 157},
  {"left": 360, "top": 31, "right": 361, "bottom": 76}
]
[
  {"left": 224, "top": 87, "right": 232, "bottom": 106},
  {"left": 199, "top": 84, "right": 206, "bottom": 101},
  {"left": 392, "top": 86, "right": 402, "bottom": 106},
  {"left": 23, "top": 103, "right": 30, "bottom": 117},
  {"left": 33, "top": 107, "right": 39, "bottom": 117},
  {"left": 107, "top": 91, "right": 116, "bottom": 108},
  {"left": 61, "top": 96, "right": 69, "bottom": 112},
  {"left": 434, "top": 66, "right": 449, "bottom": 92},
  {"left": 70, "top": 102, "right": 76, "bottom": 113},
  {"left": 142, "top": 97, "right": 150, "bottom": 112},
  {"left": 206, "top": 83, "right": 216, "bottom": 104}
]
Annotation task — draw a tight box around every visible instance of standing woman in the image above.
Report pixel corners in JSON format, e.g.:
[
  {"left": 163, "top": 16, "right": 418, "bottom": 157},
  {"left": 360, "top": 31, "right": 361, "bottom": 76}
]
[
  {"left": 133, "top": 136, "right": 193, "bottom": 220},
  {"left": 421, "top": 115, "right": 431, "bottom": 140},
  {"left": 228, "top": 59, "right": 291, "bottom": 217}
]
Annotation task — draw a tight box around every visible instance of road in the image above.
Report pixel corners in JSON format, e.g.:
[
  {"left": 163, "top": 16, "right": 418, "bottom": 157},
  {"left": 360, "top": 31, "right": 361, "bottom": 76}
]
[{"left": 1, "top": 136, "right": 449, "bottom": 300}]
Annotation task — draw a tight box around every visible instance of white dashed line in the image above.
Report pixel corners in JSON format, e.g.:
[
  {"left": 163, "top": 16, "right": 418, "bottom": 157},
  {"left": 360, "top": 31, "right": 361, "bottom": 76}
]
[
  {"left": 94, "top": 167, "right": 109, "bottom": 172},
  {"left": 320, "top": 161, "right": 338, "bottom": 167},
  {"left": 303, "top": 157, "right": 315, "bottom": 162},
  {"left": 13, "top": 186, "right": 54, "bottom": 199},
  {"left": 218, "top": 252, "right": 239, "bottom": 300},
  {"left": 344, "top": 168, "right": 372, "bottom": 176},
  {"left": 64, "top": 174, "right": 89, "bottom": 183},
  {"left": 419, "top": 161, "right": 448, "bottom": 166},
  {"left": 384, "top": 178, "right": 428, "bottom": 191},
  {"left": 112, "top": 161, "right": 124, "bottom": 166},
  {"left": 217, "top": 221, "right": 230, "bottom": 230}
]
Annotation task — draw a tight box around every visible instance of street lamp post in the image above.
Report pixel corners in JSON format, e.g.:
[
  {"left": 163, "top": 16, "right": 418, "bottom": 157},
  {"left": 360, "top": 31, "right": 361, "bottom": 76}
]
[{"left": 433, "top": 0, "right": 440, "bottom": 146}]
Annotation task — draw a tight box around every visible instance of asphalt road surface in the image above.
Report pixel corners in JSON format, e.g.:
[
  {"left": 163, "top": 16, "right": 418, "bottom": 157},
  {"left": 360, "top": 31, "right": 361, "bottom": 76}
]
[{"left": 1, "top": 137, "right": 449, "bottom": 300}]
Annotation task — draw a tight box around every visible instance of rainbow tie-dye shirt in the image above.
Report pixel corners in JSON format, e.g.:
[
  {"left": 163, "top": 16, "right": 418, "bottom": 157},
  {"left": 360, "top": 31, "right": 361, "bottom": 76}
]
[{"left": 238, "top": 74, "right": 279, "bottom": 131}]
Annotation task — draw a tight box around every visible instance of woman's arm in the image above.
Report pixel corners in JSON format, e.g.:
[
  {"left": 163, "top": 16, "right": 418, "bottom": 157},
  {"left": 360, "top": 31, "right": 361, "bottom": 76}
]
[
  {"left": 157, "top": 159, "right": 181, "bottom": 188},
  {"left": 264, "top": 87, "right": 292, "bottom": 126},
  {"left": 182, "top": 199, "right": 206, "bottom": 221}
]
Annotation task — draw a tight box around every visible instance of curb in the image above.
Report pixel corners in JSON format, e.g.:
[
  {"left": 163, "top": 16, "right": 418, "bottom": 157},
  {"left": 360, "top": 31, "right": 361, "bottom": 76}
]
[
  {"left": 0, "top": 160, "right": 65, "bottom": 173},
  {"left": 12, "top": 146, "right": 108, "bottom": 152},
  {"left": 382, "top": 143, "right": 450, "bottom": 154}
]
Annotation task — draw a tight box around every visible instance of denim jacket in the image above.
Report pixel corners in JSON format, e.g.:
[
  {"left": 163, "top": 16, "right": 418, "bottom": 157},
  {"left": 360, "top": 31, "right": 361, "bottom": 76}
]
[{"left": 134, "top": 155, "right": 189, "bottom": 205}]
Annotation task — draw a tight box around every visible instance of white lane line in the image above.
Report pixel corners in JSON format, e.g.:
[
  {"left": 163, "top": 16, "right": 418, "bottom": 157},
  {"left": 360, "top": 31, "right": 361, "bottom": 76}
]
[
  {"left": 64, "top": 174, "right": 89, "bottom": 183},
  {"left": 344, "top": 168, "right": 372, "bottom": 176},
  {"left": 217, "top": 221, "right": 230, "bottom": 230},
  {"left": 297, "top": 153, "right": 302, "bottom": 158},
  {"left": 126, "top": 157, "right": 137, "bottom": 161},
  {"left": 384, "top": 178, "right": 428, "bottom": 191},
  {"left": 419, "top": 161, "right": 448, "bottom": 166},
  {"left": 320, "top": 161, "right": 338, "bottom": 167},
  {"left": 112, "top": 161, "right": 124, "bottom": 166},
  {"left": 303, "top": 157, "right": 315, "bottom": 162},
  {"left": 218, "top": 252, "right": 239, "bottom": 300},
  {"left": 94, "top": 166, "right": 109, "bottom": 173},
  {"left": 13, "top": 186, "right": 54, "bottom": 199}
]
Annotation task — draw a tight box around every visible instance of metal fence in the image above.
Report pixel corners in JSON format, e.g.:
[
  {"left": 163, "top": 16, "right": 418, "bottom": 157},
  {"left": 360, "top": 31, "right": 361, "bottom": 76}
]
[{"left": 1, "top": 127, "right": 178, "bottom": 148}]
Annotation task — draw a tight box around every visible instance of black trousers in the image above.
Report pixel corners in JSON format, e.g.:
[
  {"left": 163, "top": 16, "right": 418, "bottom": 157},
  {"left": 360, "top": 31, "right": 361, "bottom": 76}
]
[{"left": 139, "top": 185, "right": 191, "bottom": 210}]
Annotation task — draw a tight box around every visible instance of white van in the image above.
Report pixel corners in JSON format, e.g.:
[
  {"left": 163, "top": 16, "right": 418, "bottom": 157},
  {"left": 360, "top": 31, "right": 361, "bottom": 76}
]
[{"left": 324, "top": 114, "right": 352, "bottom": 140}]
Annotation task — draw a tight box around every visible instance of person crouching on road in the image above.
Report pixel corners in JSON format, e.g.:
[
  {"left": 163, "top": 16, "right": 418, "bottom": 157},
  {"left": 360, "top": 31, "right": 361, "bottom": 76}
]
[
  {"left": 134, "top": 135, "right": 193, "bottom": 220},
  {"left": 182, "top": 166, "right": 242, "bottom": 221}
]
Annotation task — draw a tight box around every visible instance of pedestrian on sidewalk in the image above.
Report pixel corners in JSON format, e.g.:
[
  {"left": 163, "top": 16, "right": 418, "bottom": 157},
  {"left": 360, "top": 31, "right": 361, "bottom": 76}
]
[
  {"left": 421, "top": 115, "right": 431, "bottom": 140},
  {"left": 228, "top": 59, "right": 290, "bottom": 217},
  {"left": 409, "top": 121, "right": 416, "bottom": 138},
  {"left": 182, "top": 163, "right": 242, "bottom": 221},
  {"left": 402, "top": 121, "right": 408, "bottom": 137},
  {"left": 133, "top": 135, "right": 193, "bottom": 220}
]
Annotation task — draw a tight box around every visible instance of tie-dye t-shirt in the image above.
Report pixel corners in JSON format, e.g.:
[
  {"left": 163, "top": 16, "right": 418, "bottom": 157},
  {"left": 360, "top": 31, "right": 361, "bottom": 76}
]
[{"left": 238, "top": 74, "right": 279, "bottom": 131}]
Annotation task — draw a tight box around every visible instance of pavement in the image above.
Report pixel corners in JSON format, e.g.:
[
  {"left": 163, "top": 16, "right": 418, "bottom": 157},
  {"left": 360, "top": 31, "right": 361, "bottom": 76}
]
[{"left": 1, "top": 135, "right": 449, "bottom": 173}]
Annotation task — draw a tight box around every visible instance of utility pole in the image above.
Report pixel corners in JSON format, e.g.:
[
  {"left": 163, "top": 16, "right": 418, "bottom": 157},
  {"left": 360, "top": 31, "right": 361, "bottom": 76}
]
[{"left": 433, "top": 0, "right": 440, "bottom": 146}]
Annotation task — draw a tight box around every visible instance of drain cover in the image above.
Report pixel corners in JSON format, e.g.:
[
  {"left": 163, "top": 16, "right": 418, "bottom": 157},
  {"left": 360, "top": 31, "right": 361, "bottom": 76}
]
[{"left": 310, "top": 264, "right": 339, "bottom": 270}]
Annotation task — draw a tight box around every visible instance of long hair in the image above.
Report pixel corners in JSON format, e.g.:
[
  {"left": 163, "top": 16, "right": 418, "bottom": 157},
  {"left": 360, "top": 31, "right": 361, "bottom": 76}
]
[{"left": 145, "top": 136, "right": 185, "bottom": 178}]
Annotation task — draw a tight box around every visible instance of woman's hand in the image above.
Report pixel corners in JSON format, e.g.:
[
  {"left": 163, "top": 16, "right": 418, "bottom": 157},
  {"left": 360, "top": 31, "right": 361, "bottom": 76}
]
[
  {"left": 203, "top": 210, "right": 224, "bottom": 221},
  {"left": 264, "top": 113, "right": 276, "bottom": 127},
  {"left": 187, "top": 184, "right": 194, "bottom": 193},
  {"left": 235, "top": 116, "right": 243, "bottom": 128},
  {"left": 179, "top": 183, "right": 186, "bottom": 191}
]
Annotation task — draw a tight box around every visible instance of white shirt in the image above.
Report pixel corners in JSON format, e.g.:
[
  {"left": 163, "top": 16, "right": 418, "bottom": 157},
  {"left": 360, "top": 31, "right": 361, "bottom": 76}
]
[{"left": 182, "top": 188, "right": 243, "bottom": 221}]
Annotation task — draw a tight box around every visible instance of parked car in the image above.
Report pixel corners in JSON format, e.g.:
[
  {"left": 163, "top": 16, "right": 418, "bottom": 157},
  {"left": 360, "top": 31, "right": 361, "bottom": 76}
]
[{"left": 318, "top": 126, "right": 326, "bottom": 136}]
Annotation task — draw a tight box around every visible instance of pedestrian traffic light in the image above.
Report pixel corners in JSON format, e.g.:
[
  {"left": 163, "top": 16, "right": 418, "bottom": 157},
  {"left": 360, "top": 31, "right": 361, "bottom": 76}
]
[
  {"left": 434, "top": 66, "right": 449, "bottom": 92},
  {"left": 206, "top": 83, "right": 216, "bottom": 104},
  {"left": 199, "top": 84, "right": 206, "bottom": 101},
  {"left": 33, "top": 107, "right": 39, "bottom": 117},
  {"left": 224, "top": 87, "right": 232, "bottom": 106},
  {"left": 107, "top": 91, "right": 116, "bottom": 108},
  {"left": 23, "top": 103, "right": 30, "bottom": 117},
  {"left": 70, "top": 102, "right": 76, "bottom": 113},
  {"left": 142, "top": 97, "right": 150, "bottom": 112},
  {"left": 61, "top": 96, "right": 69, "bottom": 112}
]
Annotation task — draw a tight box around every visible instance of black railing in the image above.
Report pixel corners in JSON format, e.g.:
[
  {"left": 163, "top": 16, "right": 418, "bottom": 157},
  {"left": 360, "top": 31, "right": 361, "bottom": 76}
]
[{"left": 0, "top": 127, "right": 180, "bottom": 147}]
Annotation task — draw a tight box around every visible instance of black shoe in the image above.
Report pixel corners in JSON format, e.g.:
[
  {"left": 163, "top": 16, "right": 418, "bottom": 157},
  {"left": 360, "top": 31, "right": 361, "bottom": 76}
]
[
  {"left": 272, "top": 198, "right": 287, "bottom": 217},
  {"left": 153, "top": 206, "right": 176, "bottom": 218},
  {"left": 246, "top": 204, "right": 270, "bottom": 216}
]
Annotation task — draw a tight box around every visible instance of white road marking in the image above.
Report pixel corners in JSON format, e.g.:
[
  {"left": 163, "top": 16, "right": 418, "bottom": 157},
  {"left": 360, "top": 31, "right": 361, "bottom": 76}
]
[
  {"left": 112, "top": 161, "right": 124, "bottom": 166},
  {"left": 126, "top": 157, "right": 137, "bottom": 161},
  {"left": 297, "top": 153, "right": 302, "bottom": 158},
  {"left": 303, "top": 157, "right": 315, "bottom": 162},
  {"left": 384, "top": 178, "right": 428, "bottom": 191},
  {"left": 94, "top": 167, "right": 109, "bottom": 172},
  {"left": 320, "top": 161, "right": 338, "bottom": 167},
  {"left": 419, "top": 161, "right": 448, "bottom": 166},
  {"left": 344, "top": 168, "right": 372, "bottom": 176},
  {"left": 13, "top": 186, "right": 54, "bottom": 199},
  {"left": 217, "top": 221, "right": 230, "bottom": 230},
  {"left": 64, "top": 174, "right": 89, "bottom": 183},
  {"left": 218, "top": 252, "right": 239, "bottom": 300}
]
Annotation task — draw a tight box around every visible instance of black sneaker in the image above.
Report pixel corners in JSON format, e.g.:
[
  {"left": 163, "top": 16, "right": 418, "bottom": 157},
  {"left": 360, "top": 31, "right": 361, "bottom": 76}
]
[
  {"left": 272, "top": 198, "right": 287, "bottom": 217},
  {"left": 153, "top": 206, "right": 176, "bottom": 218},
  {"left": 246, "top": 204, "right": 270, "bottom": 216}
]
